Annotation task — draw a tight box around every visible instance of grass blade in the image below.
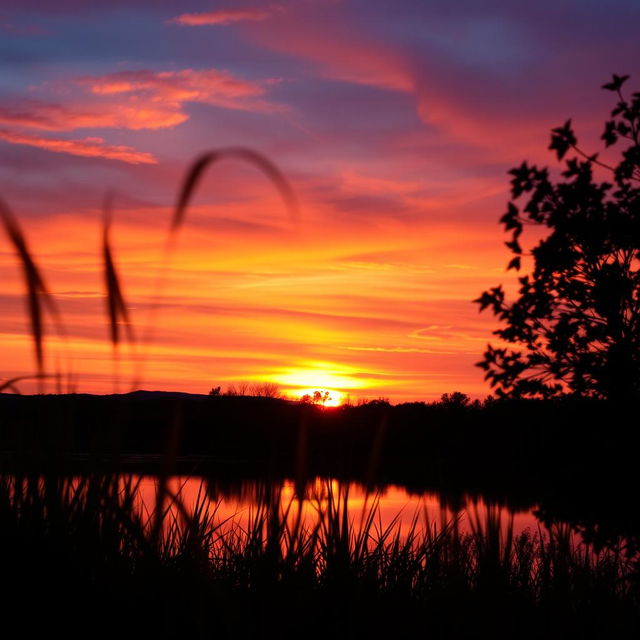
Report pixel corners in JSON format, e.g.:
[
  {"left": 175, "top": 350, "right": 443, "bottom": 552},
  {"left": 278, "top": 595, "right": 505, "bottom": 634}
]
[
  {"left": 171, "top": 147, "right": 299, "bottom": 235},
  {"left": 102, "top": 192, "right": 135, "bottom": 349},
  {"left": 0, "top": 196, "right": 61, "bottom": 376}
]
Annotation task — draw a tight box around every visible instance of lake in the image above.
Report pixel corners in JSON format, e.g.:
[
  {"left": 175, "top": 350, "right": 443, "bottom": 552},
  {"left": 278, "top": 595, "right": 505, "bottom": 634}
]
[{"left": 129, "top": 474, "right": 570, "bottom": 543}]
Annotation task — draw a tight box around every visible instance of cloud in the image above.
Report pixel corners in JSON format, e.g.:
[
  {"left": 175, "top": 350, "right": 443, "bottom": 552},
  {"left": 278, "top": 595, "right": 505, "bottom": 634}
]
[
  {"left": 0, "top": 67, "right": 280, "bottom": 134},
  {"left": 0, "top": 101, "right": 187, "bottom": 132},
  {"left": 233, "top": 6, "right": 588, "bottom": 157},
  {"left": 0, "top": 66, "right": 282, "bottom": 162},
  {"left": 171, "top": 8, "right": 273, "bottom": 27},
  {"left": 242, "top": 9, "right": 414, "bottom": 93},
  {"left": 79, "top": 68, "right": 282, "bottom": 113},
  {"left": 342, "top": 345, "right": 437, "bottom": 354},
  {"left": 0, "top": 129, "right": 157, "bottom": 164}
]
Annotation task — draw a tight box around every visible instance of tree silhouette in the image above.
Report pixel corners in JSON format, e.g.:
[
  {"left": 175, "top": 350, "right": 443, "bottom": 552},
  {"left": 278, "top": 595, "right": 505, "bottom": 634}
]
[
  {"left": 440, "top": 392, "right": 471, "bottom": 408},
  {"left": 475, "top": 74, "right": 640, "bottom": 401},
  {"left": 300, "top": 390, "right": 332, "bottom": 405}
]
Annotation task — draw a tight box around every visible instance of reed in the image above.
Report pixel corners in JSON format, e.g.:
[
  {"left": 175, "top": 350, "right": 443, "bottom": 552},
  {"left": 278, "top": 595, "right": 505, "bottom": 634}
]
[
  {"left": 0, "top": 473, "right": 638, "bottom": 638},
  {"left": 0, "top": 197, "right": 63, "bottom": 384}
]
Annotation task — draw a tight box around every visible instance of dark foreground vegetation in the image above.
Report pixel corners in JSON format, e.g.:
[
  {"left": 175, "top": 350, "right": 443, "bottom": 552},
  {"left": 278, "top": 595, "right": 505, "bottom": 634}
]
[
  {"left": 2, "top": 393, "right": 640, "bottom": 637},
  {"left": 2, "top": 472, "right": 639, "bottom": 640}
]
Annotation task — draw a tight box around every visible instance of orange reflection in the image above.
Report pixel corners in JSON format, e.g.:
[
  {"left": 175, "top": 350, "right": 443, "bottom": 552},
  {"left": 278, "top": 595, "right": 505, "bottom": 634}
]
[{"left": 132, "top": 476, "right": 540, "bottom": 542}]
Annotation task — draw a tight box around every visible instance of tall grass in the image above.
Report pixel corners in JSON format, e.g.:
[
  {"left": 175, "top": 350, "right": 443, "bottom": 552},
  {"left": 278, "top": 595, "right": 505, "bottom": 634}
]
[{"left": 0, "top": 473, "right": 637, "bottom": 638}]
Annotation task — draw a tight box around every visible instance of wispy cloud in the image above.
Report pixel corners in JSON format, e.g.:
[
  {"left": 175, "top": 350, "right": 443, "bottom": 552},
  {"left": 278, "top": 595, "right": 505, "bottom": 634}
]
[
  {"left": 0, "top": 66, "right": 282, "bottom": 162},
  {"left": 79, "top": 68, "right": 282, "bottom": 113},
  {"left": 0, "top": 101, "right": 187, "bottom": 132},
  {"left": 342, "top": 346, "right": 436, "bottom": 354},
  {"left": 0, "top": 129, "right": 157, "bottom": 164},
  {"left": 0, "top": 67, "right": 280, "bottom": 135},
  {"left": 171, "top": 8, "right": 274, "bottom": 27}
]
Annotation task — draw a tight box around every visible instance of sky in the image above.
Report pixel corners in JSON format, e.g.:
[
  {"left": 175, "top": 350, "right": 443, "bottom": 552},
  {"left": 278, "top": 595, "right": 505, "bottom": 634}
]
[{"left": 0, "top": 0, "right": 638, "bottom": 401}]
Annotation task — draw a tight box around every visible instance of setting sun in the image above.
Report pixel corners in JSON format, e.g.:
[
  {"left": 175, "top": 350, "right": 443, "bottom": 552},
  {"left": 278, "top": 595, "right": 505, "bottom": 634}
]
[
  {"left": 263, "top": 362, "right": 368, "bottom": 404},
  {"left": 290, "top": 388, "right": 345, "bottom": 407},
  {"left": 270, "top": 363, "right": 368, "bottom": 389}
]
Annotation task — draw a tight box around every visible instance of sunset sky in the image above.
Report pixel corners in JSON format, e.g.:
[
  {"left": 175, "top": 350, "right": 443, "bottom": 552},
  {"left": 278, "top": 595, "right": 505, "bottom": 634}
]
[{"left": 1, "top": 0, "right": 638, "bottom": 401}]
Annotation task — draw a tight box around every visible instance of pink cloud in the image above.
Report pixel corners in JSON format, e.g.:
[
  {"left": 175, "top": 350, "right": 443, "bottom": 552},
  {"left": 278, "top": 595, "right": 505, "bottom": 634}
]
[
  {"left": 0, "top": 101, "right": 187, "bottom": 132},
  {"left": 0, "top": 67, "right": 280, "bottom": 133},
  {"left": 241, "top": 11, "right": 414, "bottom": 93},
  {"left": 79, "top": 68, "right": 282, "bottom": 113},
  {"left": 0, "top": 129, "right": 157, "bottom": 164},
  {"left": 171, "top": 8, "right": 273, "bottom": 27},
  {"left": 237, "top": 14, "right": 569, "bottom": 158},
  {"left": 0, "top": 66, "right": 283, "bottom": 166}
]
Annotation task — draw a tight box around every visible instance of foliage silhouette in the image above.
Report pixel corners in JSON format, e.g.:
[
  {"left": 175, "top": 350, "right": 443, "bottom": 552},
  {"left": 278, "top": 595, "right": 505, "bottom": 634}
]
[
  {"left": 440, "top": 391, "right": 471, "bottom": 407},
  {"left": 300, "top": 389, "right": 332, "bottom": 405},
  {"left": 475, "top": 74, "right": 640, "bottom": 400}
]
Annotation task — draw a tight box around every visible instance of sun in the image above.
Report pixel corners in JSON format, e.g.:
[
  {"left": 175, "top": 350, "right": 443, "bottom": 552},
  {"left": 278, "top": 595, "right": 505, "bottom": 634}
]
[
  {"left": 290, "top": 388, "right": 345, "bottom": 407},
  {"left": 265, "top": 363, "right": 368, "bottom": 407}
]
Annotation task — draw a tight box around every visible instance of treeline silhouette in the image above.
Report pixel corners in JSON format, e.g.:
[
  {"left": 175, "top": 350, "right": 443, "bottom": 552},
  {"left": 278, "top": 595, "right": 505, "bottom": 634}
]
[{"left": 1, "top": 391, "right": 638, "bottom": 548}]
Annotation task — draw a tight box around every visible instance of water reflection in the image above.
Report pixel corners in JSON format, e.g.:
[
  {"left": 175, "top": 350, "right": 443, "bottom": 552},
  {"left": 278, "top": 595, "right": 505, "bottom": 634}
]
[
  {"left": 4, "top": 472, "right": 631, "bottom": 557},
  {"left": 134, "top": 475, "right": 541, "bottom": 539},
  {"left": 1, "top": 472, "right": 636, "bottom": 637}
]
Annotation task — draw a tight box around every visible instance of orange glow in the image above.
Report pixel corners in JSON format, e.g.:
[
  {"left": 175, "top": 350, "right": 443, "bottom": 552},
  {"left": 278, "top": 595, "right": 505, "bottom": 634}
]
[
  {"left": 0, "top": 198, "right": 508, "bottom": 400},
  {"left": 4, "top": 1, "right": 607, "bottom": 401},
  {"left": 289, "top": 388, "right": 345, "bottom": 406},
  {"left": 270, "top": 363, "right": 369, "bottom": 392}
]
